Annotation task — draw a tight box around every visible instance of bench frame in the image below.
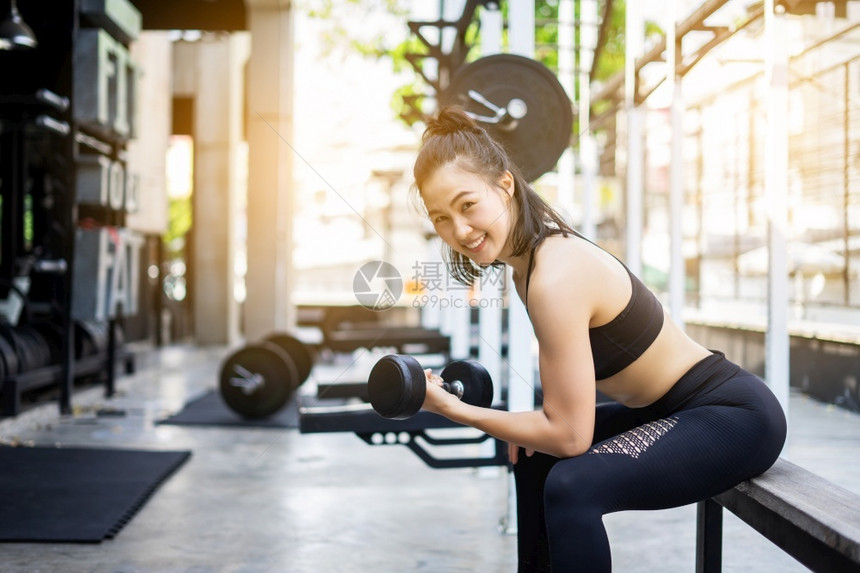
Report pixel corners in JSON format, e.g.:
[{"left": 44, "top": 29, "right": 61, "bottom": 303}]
[{"left": 696, "top": 457, "right": 860, "bottom": 572}]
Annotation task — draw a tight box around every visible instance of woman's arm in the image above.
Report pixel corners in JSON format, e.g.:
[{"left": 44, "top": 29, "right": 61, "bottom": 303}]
[
  {"left": 425, "top": 395, "right": 591, "bottom": 459},
  {"left": 422, "top": 261, "right": 598, "bottom": 459}
]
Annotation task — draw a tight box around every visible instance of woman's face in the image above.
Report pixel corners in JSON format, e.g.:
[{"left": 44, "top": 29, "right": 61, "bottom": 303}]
[{"left": 421, "top": 162, "right": 515, "bottom": 265}]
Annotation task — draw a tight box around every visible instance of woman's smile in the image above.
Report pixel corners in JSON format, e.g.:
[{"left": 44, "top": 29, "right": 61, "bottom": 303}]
[{"left": 463, "top": 233, "right": 487, "bottom": 252}]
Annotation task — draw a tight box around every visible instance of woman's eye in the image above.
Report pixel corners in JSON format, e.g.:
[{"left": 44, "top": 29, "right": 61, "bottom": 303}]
[
  {"left": 433, "top": 216, "right": 446, "bottom": 224},
  {"left": 461, "top": 202, "right": 473, "bottom": 211}
]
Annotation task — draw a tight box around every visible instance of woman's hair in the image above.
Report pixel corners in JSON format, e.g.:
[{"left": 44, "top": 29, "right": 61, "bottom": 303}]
[{"left": 412, "top": 106, "right": 574, "bottom": 285}]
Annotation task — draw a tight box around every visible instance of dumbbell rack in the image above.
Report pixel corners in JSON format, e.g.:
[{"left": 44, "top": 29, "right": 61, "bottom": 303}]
[
  {"left": 1, "top": 322, "right": 133, "bottom": 417},
  {"left": 0, "top": 3, "right": 136, "bottom": 418},
  {"left": 297, "top": 397, "right": 508, "bottom": 469}
]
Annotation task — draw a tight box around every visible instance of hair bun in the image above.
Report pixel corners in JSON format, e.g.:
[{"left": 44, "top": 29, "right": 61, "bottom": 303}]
[{"left": 423, "top": 106, "right": 481, "bottom": 141}]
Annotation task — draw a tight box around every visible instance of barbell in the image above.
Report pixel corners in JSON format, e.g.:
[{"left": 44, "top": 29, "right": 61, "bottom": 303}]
[{"left": 439, "top": 53, "right": 573, "bottom": 183}]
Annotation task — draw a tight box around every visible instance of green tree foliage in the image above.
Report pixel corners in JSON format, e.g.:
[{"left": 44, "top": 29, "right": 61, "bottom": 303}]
[
  {"left": 164, "top": 196, "right": 192, "bottom": 259},
  {"left": 535, "top": 0, "right": 560, "bottom": 71},
  {"left": 594, "top": 0, "right": 624, "bottom": 82}
]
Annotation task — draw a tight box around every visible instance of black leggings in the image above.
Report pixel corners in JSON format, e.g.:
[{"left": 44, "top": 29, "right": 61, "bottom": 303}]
[{"left": 513, "top": 352, "right": 787, "bottom": 572}]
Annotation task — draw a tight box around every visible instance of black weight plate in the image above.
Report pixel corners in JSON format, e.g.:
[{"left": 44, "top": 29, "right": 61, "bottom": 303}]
[
  {"left": 74, "top": 321, "right": 102, "bottom": 358},
  {"left": 440, "top": 54, "right": 573, "bottom": 182},
  {"left": 0, "top": 325, "right": 38, "bottom": 372},
  {"left": 0, "top": 330, "right": 19, "bottom": 376},
  {"left": 16, "top": 326, "right": 51, "bottom": 369},
  {"left": 368, "top": 354, "right": 427, "bottom": 420},
  {"left": 219, "top": 341, "right": 299, "bottom": 419},
  {"left": 440, "top": 360, "right": 494, "bottom": 409},
  {"left": 88, "top": 321, "right": 110, "bottom": 353},
  {"left": 32, "top": 322, "right": 64, "bottom": 365},
  {"left": 264, "top": 332, "right": 314, "bottom": 384}
]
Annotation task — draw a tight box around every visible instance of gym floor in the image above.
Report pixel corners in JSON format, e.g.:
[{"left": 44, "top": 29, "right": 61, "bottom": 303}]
[{"left": 1, "top": 343, "right": 858, "bottom": 573}]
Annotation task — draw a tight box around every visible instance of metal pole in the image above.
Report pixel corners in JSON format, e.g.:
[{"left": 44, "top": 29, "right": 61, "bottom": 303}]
[
  {"left": 624, "top": 0, "right": 644, "bottom": 275},
  {"left": 442, "top": 0, "right": 472, "bottom": 359},
  {"left": 764, "top": 0, "right": 790, "bottom": 420},
  {"left": 844, "top": 62, "right": 851, "bottom": 306},
  {"left": 556, "top": 0, "right": 575, "bottom": 222},
  {"left": 667, "top": 0, "right": 685, "bottom": 327},
  {"left": 416, "top": 1, "right": 443, "bottom": 332},
  {"left": 508, "top": 0, "right": 534, "bottom": 58},
  {"left": 504, "top": 0, "right": 535, "bottom": 535},
  {"left": 695, "top": 499, "right": 724, "bottom": 573},
  {"left": 480, "top": 1, "right": 502, "bottom": 54},
  {"left": 579, "top": 0, "right": 598, "bottom": 240},
  {"left": 478, "top": 0, "right": 503, "bottom": 392}
]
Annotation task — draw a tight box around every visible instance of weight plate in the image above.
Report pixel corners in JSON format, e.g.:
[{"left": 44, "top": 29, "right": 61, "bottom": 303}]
[
  {"left": 440, "top": 54, "right": 573, "bottom": 182},
  {"left": 368, "top": 354, "right": 427, "bottom": 420},
  {"left": 219, "top": 341, "right": 299, "bottom": 419},
  {"left": 88, "top": 321, "right": 110, "bottom": 352},
  {"left": 264, "top": 332, "right": 314, "bottom": 384},
  {"left": 16, "top": 326, "right": 51, "bottom": 369},
  {"left": 440, "top": 360, "right": 493, "bottom": 409},
  {"left": 32, "top": 322, "right": 64, "bottom": 365},
  {"left": 0, "top": 329, "right": 19, "bottom": 376},
  {"left": 0, "top": 325, "right": 38, "bottom": 372},
  {"left": 74, "top": 320, "right": 105, "bottom": 358}
]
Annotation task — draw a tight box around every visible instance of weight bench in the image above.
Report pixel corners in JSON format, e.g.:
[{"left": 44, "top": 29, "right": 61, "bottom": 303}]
[
  {"left": 312, "top": 327, "right": 450, "bottom": 401},
  {"left": 314, "top": 380, "right": 368, "bottom": 401},
  {"left": 696, "top": 457, "right": 860, "bottom": 572},
  {"left": 322, "top": 327, "right": 451, "bottom": 358},
  {"left": 297, "top": 393, "right": 507, "bottom": 469}
]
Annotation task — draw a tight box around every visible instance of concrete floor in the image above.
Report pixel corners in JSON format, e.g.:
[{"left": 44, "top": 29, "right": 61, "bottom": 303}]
[{"left": 1, "top": 343, "right": 858, "bottom": 573}]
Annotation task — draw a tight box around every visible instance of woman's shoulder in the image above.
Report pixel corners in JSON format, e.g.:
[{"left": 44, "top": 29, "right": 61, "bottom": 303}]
[
  {"left": 529, "top": 236, "right": 596, "bottom": 297},
  {"left": 535, "top": 233, "right": 615, "bottom": 277},
  {"left": 529, "top": 234, "right": 629, "bottom": 311}
]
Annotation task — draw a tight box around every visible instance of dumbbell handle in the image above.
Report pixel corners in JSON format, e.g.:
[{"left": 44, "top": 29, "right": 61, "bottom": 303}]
[{"left": 441, "top": 379, "right": 464, "bottom": 400}]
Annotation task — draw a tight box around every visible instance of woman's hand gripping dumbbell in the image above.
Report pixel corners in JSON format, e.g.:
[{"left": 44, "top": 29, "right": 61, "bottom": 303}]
[{"left": 367, "top": 354, "right": 494, "bottom": 419}]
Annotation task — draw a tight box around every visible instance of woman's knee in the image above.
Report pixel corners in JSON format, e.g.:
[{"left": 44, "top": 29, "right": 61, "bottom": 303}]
[{"left": 543, "top": 455, "right": 605, "bottom": 512}]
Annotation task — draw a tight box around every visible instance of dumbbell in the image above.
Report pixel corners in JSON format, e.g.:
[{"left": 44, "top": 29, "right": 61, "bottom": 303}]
[
  {"left": 219, "top": 332, "right": 313, "bottom": 419},
  {"left": 367, "top": 354, "right": 494, "bottom": 420},
  {"left": 263, "top": 332, "right": 314, "bottom": 383}
]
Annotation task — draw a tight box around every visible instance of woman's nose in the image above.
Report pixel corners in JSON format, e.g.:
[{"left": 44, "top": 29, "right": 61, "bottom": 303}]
[{"left": 452, "top": 217, "right": 472, "bottom": 241}]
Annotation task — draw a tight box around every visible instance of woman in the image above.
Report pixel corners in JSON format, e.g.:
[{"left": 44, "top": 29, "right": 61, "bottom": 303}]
[{"left": 413, "top": 107, "right": 786, "bottom": 572}]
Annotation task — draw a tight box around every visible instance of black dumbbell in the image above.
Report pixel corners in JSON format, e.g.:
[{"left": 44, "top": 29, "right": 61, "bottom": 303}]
[
  {"left": 263, "top": 332, "right": 314, "bottom": 384},
  {"left": 368, "top": 354, "right": 494, "bottom": 420},
  {"left": 218, "top": 332, "right": 314, "bottom": 419},
  {"left": 219, "top": 341, "right": 300, "bottom": 419}
]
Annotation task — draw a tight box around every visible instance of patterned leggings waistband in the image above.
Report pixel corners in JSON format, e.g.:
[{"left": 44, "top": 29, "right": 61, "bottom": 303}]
[{"left": 644, "top": 351, "right": 742, "bottom": 417}]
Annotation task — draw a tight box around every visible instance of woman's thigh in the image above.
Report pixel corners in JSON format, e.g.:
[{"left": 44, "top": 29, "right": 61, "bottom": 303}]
[{"left": 547, "top": 400, "right": 784, "bottom": 514}]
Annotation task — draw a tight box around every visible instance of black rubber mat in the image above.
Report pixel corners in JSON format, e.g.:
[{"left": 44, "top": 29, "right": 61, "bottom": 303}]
[
  {"left": 157, "top": 390, "right": 300, "bottom": 428},
  {"left": 0, "top": 446, "right": 191, "bottom": 542}
]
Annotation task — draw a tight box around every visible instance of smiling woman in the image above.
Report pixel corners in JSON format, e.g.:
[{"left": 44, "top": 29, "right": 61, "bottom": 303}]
[{"left": 408, "top": 107, "right": 788, "bottom": 572}]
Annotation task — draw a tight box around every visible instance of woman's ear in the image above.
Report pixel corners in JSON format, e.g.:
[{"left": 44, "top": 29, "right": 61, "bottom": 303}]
[{"left": 499, "top": 170, "right": 515, "bottom": 199}]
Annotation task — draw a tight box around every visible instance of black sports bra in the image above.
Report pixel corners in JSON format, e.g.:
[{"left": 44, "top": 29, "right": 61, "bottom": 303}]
[{"left": 524, "top": 231, "right": 664, "bottom": 380}]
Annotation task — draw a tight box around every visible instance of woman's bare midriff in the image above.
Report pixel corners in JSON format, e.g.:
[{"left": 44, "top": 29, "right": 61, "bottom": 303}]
[{"left": 595, "top": 309, "right": 713, "bottom": 408}]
